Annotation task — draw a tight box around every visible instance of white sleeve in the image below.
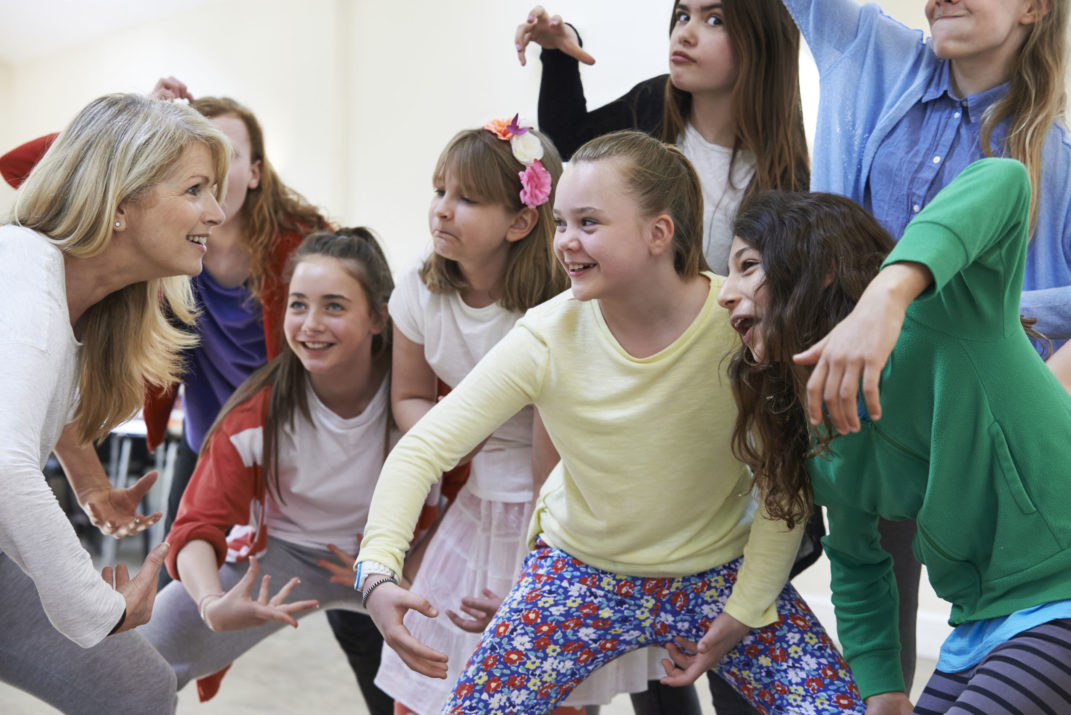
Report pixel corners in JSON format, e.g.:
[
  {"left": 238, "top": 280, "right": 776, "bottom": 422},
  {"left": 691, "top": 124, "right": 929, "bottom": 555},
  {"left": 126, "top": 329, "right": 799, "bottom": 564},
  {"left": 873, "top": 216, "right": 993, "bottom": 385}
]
[
  {"left": 0, "top": 240, "right": 125, "bottom": 647},
  {"left": 388, "top": 260, "right": 427, "bottom": 345}
]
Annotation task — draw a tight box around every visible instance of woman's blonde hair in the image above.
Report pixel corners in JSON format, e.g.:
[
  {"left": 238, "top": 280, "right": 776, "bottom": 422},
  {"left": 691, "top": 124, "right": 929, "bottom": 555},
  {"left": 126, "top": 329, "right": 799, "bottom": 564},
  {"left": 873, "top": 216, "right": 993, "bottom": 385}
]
[
  {"left": 189, "top": 96, "right": 328, "bottom": 303},
  {"left": 571, "top": 131, "right": 707, "bottom": 278},
  {"left": 981, "top": 0, "right": 1067, "bottom": 230},
  {"left": 11, "top": 93, "right": 230, "bottom": 442},
  {"left": 420, "top": 127, "right": 568, "bottom": 312}
]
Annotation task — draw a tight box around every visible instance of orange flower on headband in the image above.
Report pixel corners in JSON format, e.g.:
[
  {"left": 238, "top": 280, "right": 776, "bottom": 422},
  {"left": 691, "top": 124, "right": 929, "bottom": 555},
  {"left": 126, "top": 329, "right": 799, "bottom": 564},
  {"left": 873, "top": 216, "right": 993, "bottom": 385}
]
[{"left": 483, "top": 118, "right": 513, "bottom": 141}]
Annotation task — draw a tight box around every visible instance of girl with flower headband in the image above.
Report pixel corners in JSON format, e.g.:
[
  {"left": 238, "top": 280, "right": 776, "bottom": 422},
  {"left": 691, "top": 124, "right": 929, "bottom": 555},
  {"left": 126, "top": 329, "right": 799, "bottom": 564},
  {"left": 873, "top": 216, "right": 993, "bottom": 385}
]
[
  {"left": 357, "top": 130, "right": 863, "bottom": 714},
  {"left": 368, "top": 116, "right": 572, "bottom": 714}
]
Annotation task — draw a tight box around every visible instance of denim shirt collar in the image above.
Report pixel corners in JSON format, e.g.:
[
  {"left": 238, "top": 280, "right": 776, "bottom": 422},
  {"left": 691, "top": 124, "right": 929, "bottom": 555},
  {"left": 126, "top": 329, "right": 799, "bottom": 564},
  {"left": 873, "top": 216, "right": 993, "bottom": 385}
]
[{"left": 921, "top": 61, "right": 1009, "bottom": 125}]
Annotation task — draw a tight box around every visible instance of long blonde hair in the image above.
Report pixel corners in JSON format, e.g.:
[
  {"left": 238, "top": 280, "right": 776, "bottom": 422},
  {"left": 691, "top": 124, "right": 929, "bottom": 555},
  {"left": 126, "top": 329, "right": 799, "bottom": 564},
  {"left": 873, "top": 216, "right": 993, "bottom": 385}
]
[
  {"left": 981, "top": 0, "right": 1067, "bottom": 230},
  {"left": 11, "top": 93, "right": 230, "bottom": 442}
]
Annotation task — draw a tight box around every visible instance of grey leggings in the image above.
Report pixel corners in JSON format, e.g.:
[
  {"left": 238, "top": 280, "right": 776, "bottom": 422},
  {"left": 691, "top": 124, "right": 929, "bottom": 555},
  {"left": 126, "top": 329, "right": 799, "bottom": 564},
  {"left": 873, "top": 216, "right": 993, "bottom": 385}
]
[
  {"left": 0, "top": 552, "right": 177, "bottom": 714},
  {"left": 913, "top": 619, "right": 1071, "bottom": 714},
  {"left": 139, "top": 536, "right": 386, "bottom": 708}
]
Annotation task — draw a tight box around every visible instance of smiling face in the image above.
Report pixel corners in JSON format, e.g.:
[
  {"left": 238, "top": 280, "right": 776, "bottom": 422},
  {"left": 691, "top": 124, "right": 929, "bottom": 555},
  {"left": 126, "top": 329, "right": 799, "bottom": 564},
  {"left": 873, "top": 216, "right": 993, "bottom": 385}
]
[
  {"left": 210, "top": 113, "right": 261, "bottom": 225},
  {"left": 925, "top": 0, "right": 1040, "bottom": 67},
  {"left": 718, "top": 236, "right": 769, "bottom": 360},
  {"left": 284, "top": 255, "right": 385, "bottom": 388},
  {"left": 552, "top": 159, "right": 659, "bottom": 303},
  {"left": 668, "top": 0, "right": 739, "bottom": 97},
  {"left": 117, "top": 141, "right": 225, "bottom": 278}
]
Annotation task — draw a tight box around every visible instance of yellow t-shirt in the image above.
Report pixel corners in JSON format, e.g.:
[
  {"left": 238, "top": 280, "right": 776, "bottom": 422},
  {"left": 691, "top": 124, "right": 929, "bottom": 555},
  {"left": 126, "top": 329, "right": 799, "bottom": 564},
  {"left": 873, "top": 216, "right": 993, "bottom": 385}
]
[{"left": 359, "top": 274, "right": 801, "bottom": 627}]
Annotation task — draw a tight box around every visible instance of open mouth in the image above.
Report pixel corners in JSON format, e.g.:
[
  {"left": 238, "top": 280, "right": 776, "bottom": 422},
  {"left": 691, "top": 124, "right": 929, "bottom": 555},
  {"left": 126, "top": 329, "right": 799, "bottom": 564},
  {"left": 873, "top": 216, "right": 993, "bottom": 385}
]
[
  {"left": 301, "top": 341, "right": 333, "bottom": 350},
  {"left": 565, "top": 262, "right": 596, "bottom": 276},
  {"left": 186, "top": 235, "right": 207, "bottom": 246},
  {"left": 731, "top": 316, "right": 758, "bottom": 343}
]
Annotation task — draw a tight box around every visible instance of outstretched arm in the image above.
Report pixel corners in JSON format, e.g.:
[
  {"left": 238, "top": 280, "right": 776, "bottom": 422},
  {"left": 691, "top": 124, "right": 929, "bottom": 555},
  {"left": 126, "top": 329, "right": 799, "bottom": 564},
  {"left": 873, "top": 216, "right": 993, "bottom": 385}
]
[
  {"left": 177, "top": 542, "right": 317, "bottom": 632},
  {"left": 795, "top": 159, "right": 1032, "bottom": 435}
]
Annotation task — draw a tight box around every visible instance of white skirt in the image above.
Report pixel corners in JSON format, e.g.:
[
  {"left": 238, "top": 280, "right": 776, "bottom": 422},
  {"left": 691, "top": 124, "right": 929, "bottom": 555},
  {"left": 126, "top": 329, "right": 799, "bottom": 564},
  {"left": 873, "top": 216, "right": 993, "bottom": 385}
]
[{"left": 374, "top": 485, "right": 663, "bottom": 713}]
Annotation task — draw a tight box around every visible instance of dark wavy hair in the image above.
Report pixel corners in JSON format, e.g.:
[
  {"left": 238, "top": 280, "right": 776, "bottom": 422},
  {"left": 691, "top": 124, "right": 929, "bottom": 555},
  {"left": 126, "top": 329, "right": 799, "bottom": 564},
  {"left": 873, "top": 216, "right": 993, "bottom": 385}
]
[{"left": 727, "top": 192, "right": 893, "bottom": 527}]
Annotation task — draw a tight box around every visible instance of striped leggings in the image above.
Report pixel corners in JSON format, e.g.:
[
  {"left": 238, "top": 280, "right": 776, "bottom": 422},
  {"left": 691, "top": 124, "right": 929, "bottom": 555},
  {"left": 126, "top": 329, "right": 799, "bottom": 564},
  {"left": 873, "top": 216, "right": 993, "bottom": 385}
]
[{"left": 914, "top": 620, "right": 1071, "bottom": 714}]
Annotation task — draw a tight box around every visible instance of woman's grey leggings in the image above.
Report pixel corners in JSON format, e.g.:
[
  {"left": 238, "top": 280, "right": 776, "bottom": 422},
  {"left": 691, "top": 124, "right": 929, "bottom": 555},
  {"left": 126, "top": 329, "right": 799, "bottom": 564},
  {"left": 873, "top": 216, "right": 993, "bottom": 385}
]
[
  {"left": 0, "top": 551, "right": 177, "bottom": 714},
  {"left": 914, "top": 619, "right": 1071, "bottom": 714}
]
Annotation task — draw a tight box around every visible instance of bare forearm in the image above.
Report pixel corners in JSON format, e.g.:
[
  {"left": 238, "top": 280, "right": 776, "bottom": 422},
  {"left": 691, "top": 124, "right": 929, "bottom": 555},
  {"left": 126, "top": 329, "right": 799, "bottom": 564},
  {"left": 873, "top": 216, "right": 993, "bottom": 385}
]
[
  {"left": 175, "top": 539, "right": 224, "bottom": 602},
  {"left": 392, "top": 396, "right": 436, "bottom": 434}
]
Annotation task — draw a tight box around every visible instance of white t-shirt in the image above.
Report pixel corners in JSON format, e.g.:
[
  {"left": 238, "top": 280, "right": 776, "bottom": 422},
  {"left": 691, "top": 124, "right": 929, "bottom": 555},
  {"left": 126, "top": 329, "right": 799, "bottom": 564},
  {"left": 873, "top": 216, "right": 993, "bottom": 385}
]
[
  {"left": 388, "top": 258, "right": 534, "bottom": 502},
  {"left": 677, "top": 122, "right": 757, "bottom": 275},
  {"left": 0, "top": 225, "right": 126, "bottom": 647},
  {"left": 265, "top": 377, "right": 395, "bottom": 553}
]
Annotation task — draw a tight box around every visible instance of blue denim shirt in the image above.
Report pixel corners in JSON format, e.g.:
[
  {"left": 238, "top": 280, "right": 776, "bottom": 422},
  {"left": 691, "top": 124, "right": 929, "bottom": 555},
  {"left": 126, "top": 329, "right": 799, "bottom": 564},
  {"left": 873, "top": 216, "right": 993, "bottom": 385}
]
[
  {"left": 783, "top": 0, "right": 1071, "bottom": 347},
  {"left": 865, "top": 63, "right": 1009, "bottom": 241}
]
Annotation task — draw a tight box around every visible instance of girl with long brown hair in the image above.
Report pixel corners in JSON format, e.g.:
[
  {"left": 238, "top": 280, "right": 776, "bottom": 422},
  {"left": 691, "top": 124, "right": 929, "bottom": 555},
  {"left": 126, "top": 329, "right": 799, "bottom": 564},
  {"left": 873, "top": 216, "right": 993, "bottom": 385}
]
[
  {"left": 780, "top": 0, "right": 1070, "bottom": 691},
  {"left": 718, "top": 158, "right": 1071, "bottom": 713},
  {"left": 514, "top": 0, "right": 809, "bottom": 275},
  {"left": 140, "top": 229, "right": 399, "bottom": 713}
]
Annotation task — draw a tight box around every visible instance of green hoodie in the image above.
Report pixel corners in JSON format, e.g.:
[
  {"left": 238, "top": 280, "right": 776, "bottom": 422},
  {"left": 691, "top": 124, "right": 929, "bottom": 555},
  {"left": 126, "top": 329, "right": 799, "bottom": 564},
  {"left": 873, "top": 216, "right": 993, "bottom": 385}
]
[{"left": 807, "top": 158, "right": 1071, "bottom": 699}]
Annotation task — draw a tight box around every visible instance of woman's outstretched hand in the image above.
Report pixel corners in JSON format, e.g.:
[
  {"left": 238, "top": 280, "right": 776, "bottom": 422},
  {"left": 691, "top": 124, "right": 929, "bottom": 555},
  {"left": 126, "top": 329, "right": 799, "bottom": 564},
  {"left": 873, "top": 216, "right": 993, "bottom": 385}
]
[
  {"left": 515, "top": 6, "right": 595, "bottom": 67},
  {"left": 101, "top": 541, "right": 170, "bottom": 634},
  {"left": 659, "top": 611, "right": 750, "bottom": 686},
  {"left": 365, "top": 582, "right": 449, "bottom": 678},
  {"left": 446, "top": 588, "right": 502, "bottom": 633},
  {"left": 793, "top": 263, "right": 932, "bottom": 434},
  {"left": 201, "top": 555, "right": 319, "bottom": 632},
  {"left": 80, "top": 470, "right": 162, "bottom": 539}
]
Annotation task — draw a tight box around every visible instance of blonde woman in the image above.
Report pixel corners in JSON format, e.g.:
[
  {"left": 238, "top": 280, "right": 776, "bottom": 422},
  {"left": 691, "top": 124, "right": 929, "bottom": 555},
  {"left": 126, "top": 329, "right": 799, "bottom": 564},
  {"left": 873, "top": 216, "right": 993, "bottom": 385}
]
[{"left": 0, "top": 92, "right": 227, "bottom": 713}]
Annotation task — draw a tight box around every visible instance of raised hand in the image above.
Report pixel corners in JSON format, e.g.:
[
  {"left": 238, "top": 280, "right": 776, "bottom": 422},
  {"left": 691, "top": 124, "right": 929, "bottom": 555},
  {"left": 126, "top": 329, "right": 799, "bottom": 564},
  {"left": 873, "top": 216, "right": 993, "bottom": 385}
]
[
  {"left": 101, "top": 541, "right": 170, "bottom": 634},
  {"left": 365, "top": 581, "right": 449, "bottom": 678},
  {"left": 200, "top": 556, "right": 319, "bottom": 632},
  {"left": 446, "top": 588, "right": 502, "bottom": 633},
  {"left": 150, "top": 76, "right": 194, "bottom": 101},
  {"left": 514, "top": 6, "right": 596, "bottom": 67},
  {"left": 81, "top": 470, "right": 162, "bottom": 539}
]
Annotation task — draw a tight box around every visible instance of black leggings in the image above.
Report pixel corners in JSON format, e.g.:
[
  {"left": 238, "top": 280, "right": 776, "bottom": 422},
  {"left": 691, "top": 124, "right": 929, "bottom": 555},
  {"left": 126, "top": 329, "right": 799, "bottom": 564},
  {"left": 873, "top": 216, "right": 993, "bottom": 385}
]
[{"left": 914, "top": 619, "right": 1071, "bottom": 714}]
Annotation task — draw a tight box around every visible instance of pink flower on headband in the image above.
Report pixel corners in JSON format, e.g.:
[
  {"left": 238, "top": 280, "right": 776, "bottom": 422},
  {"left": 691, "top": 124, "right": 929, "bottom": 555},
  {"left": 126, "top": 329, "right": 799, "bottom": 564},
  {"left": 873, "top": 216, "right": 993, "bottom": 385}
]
[{"left": 519, "top": 159, "right": 552, "bottom": 209}]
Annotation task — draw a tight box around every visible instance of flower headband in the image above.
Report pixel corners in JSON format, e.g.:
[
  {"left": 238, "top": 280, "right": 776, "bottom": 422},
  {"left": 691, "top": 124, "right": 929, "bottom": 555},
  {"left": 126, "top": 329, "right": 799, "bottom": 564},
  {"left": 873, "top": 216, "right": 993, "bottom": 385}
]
[{"left": 483, "top": 114, "right": 552, "bottom": 209}]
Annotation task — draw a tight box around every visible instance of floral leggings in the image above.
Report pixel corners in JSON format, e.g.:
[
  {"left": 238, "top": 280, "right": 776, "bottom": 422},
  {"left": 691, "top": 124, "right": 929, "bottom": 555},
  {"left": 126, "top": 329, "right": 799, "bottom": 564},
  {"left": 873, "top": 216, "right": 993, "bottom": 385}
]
[{"left": 444, "top": 541, "right": 863, "bottom": 715}]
